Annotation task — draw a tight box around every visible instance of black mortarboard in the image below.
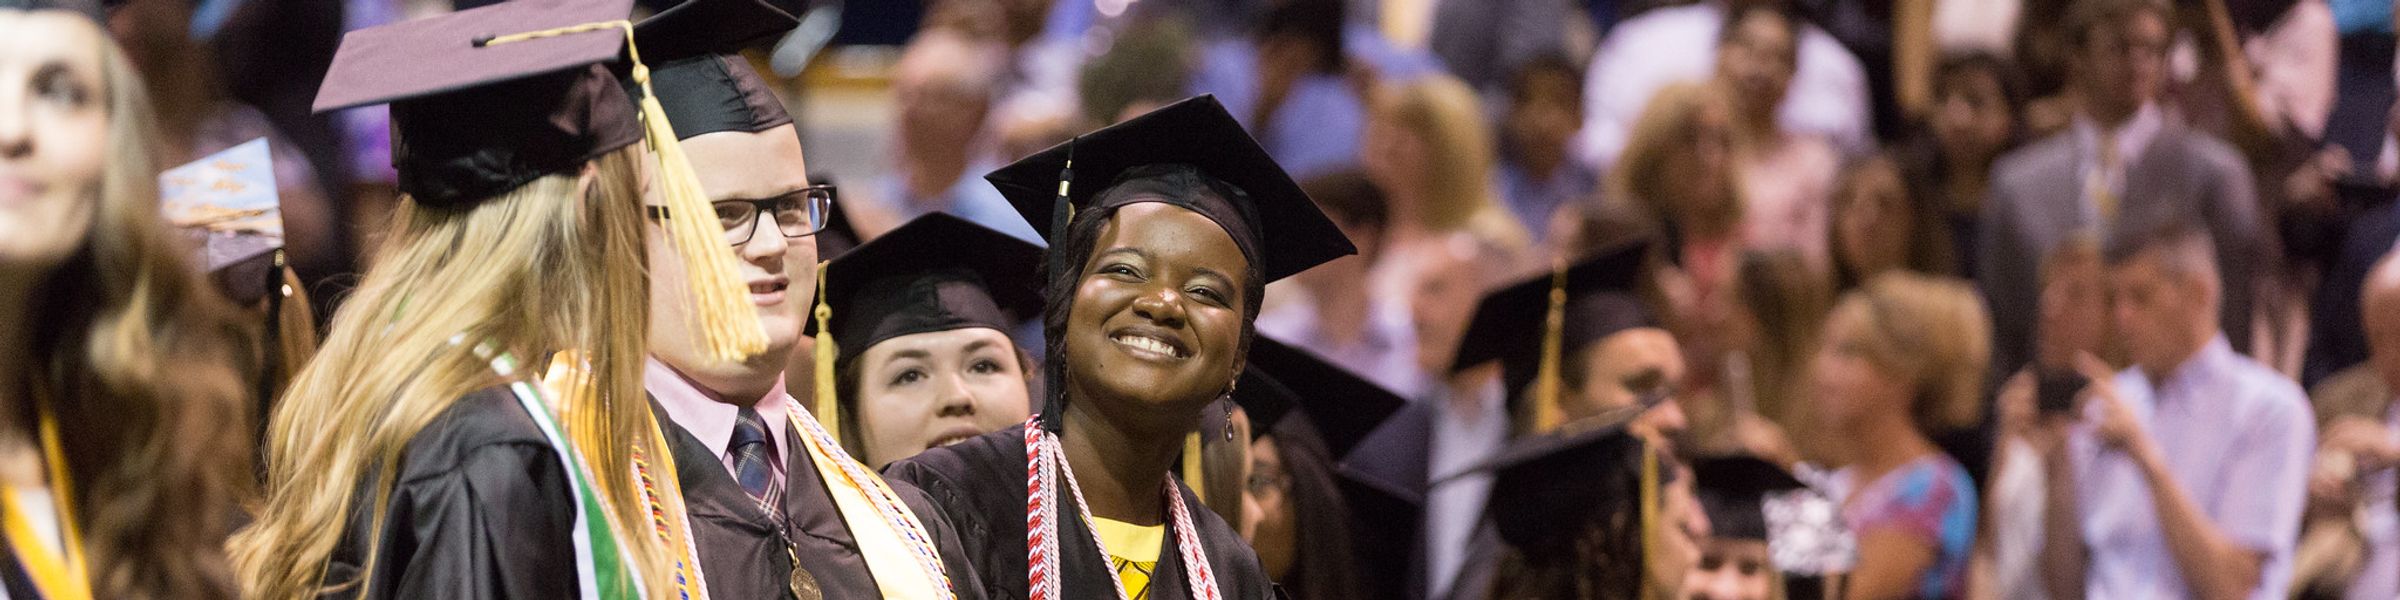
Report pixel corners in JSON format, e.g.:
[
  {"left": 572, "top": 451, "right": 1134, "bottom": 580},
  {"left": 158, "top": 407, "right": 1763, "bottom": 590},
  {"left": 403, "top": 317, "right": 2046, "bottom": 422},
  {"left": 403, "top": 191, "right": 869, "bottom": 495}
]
[
  {"left": 1470, "top": 415, "right": 1658, "bottom": 557},
  {"left": 1690, "top": 455, "right": 1806, "bottom": 542},
  {"left": 631, "top": 0, "right": 796, "bottom": 140},
  {"left": 813, "top": 212, "right": 1045, "bottom": 358},
  {"left": 1238, "top": 335, "right": 1408, "bottom": 458},
  {"left": 1451, "top": 238, "right": 1657, "bottom": 417},
  {"left": 986, "top": 95, "right": 1356, "bottom": 285},
  {"left": 313, "top": 0, "right": 644, "bottom": 208},
  {"left": 808, "top": 212, "right": 1042, "bottom": 445}
]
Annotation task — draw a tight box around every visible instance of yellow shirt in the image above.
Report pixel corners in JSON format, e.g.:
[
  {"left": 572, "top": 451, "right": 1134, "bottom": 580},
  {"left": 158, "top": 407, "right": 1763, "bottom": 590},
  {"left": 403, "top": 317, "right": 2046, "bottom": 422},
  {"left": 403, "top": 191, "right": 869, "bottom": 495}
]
[{"left": 1090, "top": 517, "right": 1165, "bottom": 600}]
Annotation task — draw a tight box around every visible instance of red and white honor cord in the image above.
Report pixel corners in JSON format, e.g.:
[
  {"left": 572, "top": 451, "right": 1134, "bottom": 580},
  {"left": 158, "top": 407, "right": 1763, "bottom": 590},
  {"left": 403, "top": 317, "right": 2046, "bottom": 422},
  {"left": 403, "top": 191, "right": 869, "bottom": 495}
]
[{"left": 1024, "top": 417, "right": 1221, "bottom": 600}]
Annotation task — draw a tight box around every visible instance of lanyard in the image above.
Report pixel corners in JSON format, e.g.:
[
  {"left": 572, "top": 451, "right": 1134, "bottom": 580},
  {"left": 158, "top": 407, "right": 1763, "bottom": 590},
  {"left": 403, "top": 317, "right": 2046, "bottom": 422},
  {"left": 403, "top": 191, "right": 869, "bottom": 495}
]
[{"left": 1025, "top": 417, "right": 1220, "bottom": 600}]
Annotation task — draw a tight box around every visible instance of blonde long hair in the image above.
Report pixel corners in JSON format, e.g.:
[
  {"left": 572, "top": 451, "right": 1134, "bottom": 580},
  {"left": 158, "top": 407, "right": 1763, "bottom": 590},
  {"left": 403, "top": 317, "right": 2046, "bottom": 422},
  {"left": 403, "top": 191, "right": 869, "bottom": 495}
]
[
  {"left": 1369, "top": 74, "right": 1529, "bottom": 247},
  {"left": 19, "top": 17, "right": 252, "bottom": 598},
  {"left": 230, "top": 147, "right": 674, "bottom": 598}
]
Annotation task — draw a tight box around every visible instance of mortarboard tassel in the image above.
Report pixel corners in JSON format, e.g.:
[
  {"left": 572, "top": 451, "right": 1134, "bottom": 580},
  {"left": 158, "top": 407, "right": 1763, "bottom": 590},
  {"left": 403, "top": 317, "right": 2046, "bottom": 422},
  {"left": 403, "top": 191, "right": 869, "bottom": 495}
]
[
  {"left": 812, "top": 261, "right": 842, "bottom": 447},
  {"left": 1041, "top": 142, "right": 1074, "bottom": 434},
  {"left": 1528, "top": 256, "right": 1570, "bottom": 434},
  {"left": 478, "top": 21, "right": 768, "bottom": 365},
  {"left": 1639, "top": 441, "right": 1660, "bottom": 596},
  {"left": 1182, "top": 430, "right": 1206, "bottom": 505}
]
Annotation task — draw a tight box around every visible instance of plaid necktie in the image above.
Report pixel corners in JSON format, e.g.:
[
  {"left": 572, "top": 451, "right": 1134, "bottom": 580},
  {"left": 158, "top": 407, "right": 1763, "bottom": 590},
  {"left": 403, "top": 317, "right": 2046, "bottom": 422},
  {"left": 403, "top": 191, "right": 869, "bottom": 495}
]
[{"left": 730, "top": 407, "right": 776, "bottom": 502}]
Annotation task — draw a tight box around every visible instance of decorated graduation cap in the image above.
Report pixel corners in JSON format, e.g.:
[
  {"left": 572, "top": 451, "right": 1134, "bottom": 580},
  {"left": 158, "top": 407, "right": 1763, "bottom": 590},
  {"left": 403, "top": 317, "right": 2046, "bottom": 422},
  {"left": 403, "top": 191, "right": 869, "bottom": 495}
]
[
  {"left": 987, "top": 95, "right": 1357, "bottom": 434},
  {"left": 1451, "top": 237, "right": 1657, "bottom": 434},
  {"left": 987, "top": 94, "right": 1357, "bottom": 285},
  {"left": 630, "top": 0, "right": 797, "bottom": 140},
  {"left": 1690, "top": 455, "right": 1805, "bottom": 542},
  {"left": 1238, "top": 335, "right": 1409, "bottom": 458},
  {"left": 810, "top": 212, "right": 1044, "bottom": 444},
  {"left": 315, "top": 0, "right": 768, "bottom": 363},
  {"left": 161, "top": 138, "right": 286, "bottom": 305}
]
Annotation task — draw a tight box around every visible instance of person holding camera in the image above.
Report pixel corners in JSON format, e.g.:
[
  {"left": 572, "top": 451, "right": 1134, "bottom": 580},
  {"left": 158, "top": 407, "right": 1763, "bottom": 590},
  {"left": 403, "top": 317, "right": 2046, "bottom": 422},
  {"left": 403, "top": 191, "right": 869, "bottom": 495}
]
[
  {"left": 1974, "top": 236, "right": 2108, "bottom": 600},
  {"left": 2035, "top": 223, "right": 2314, "bottom": 600}
]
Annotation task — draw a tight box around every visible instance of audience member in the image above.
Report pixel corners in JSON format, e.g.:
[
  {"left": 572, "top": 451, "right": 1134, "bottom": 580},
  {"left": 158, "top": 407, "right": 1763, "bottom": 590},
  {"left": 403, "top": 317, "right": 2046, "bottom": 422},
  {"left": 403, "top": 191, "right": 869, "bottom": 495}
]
[
  {"left": 1576, "top": 0, "right": 1873, "bottom": 170},
  {"left": 1718, "top": 0, "right": 1842, "bottom": 274},
  {"left": 1898, "top": 51, "right": 2029, "bottom": 278},
  {"left": 2038, "top": 224, "right": 2312, "bottom": 600},
  {"left": 1831, "top": 152, "right": 1946, "bottom": 290},
  {"left": 1811, "top": 273, "right": 1988, "bottom": 599},
  {"left": 1973, "top": 236, "right": 2109, "bottom": 600},
  {"left": 2294, "top": 249, "right": 2400, "bottom": 599},
  {"left": 1361, "top": 73, "right": 1532, "bottom": 253},
  {"left": 852, "top": 28, "right": 1037, "bottom": 242},
  {"left": 1495, "top": 53, "right": 1599, "bottom": 247},
  {"left": 1978, "top": 0, "right": 2268, "bottom": 376}
]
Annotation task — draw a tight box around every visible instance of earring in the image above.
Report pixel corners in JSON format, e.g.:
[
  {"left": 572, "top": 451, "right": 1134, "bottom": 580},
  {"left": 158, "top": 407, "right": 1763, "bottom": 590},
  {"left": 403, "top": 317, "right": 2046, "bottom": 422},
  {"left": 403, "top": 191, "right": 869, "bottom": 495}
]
[{"left": 1221, "top": 396, "right": 1236, "bottom": 441}]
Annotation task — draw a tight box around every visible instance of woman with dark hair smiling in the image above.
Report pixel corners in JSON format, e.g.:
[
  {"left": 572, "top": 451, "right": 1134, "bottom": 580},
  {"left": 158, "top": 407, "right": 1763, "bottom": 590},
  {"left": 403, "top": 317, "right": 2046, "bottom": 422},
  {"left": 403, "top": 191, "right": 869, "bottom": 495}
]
[{"left": 883, "top": 95, "right": 1354, "bottom": 599}]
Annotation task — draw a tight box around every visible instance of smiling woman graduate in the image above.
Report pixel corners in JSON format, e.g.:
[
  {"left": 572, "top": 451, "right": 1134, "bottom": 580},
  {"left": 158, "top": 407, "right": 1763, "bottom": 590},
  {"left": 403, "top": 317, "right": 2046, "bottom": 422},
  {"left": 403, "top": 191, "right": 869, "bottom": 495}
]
[{"left": 880, "top": 96, "right": 1355, "bottom": 600}]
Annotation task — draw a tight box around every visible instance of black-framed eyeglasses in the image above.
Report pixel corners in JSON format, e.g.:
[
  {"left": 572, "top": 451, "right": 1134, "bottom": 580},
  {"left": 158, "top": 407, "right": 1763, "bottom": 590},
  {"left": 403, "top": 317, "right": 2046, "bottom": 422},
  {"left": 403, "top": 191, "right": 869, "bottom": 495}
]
[{"left": 648, "top": 184, "right": 836, "bottom": 246}]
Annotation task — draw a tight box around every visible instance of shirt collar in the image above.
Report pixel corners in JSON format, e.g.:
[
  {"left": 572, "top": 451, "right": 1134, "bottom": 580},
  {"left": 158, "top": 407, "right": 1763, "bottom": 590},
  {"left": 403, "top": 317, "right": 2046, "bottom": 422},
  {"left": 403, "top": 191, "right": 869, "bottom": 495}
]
[
  {"left": 2151, "top": 335, "right": 2236, "bottom": 405},
  {"left": 2073, "top": 104, "right": 2165, "bottom": 166},
  {"left": 645, "top": 356, "right": 791, "bottom": 458}
]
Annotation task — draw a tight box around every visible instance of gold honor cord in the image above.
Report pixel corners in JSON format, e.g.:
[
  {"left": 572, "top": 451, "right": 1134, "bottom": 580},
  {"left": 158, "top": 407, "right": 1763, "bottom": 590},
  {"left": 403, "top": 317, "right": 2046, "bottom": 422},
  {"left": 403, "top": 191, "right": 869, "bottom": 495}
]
[
  {"left": 481, "top": 19, "right": 769, "bottom": 366},
  {"left": 0, "top": 395, "right": 92, "bottom": 600},
  {"left": 1181, "top": 432, "right": 1206, "bottom": 505}
]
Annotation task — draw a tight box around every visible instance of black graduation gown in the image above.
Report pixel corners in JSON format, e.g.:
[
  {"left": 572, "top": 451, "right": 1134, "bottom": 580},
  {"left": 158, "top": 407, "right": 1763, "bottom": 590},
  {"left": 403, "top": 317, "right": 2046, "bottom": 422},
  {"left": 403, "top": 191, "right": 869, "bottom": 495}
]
[
  {"left": 651, "top": 402, "right": 984, "bottom": 600},
  {"left": 323, "top": 387, "right": 580, "bottom": 599},
  {"left": 1336, "top": 402, "right": 1434, "bottom": 600},
  {"left": 881, "top": 424, "right": 1279, "bottom": 600}
]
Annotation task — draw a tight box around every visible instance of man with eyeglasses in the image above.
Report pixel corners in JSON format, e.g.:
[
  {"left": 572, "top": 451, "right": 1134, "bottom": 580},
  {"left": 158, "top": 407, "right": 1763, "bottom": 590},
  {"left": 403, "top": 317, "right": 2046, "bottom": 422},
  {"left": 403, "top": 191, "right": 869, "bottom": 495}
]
[{"left": 629, "top": 4, "right": 982, "bottom": 599}]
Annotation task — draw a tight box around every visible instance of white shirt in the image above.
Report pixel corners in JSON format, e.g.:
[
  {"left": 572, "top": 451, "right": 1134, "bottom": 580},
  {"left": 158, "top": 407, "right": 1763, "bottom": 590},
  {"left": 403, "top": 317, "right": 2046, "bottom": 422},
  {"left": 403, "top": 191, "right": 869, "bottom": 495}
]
[{"left": 1422, "top": 377, "right": 1507, "bottom": 599}]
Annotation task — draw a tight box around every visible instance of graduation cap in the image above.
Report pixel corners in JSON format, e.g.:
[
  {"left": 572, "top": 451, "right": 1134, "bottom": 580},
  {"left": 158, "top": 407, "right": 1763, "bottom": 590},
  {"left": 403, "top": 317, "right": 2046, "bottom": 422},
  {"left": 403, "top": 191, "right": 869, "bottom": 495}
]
[
  {"left": 316, "top": 0, "right": 771, "bottom": 363},
  {"left": 1690, "top": 455, "right": 1806, "bottom": 542},
  {"left": 630, "top": 0, "right": 797, "bottom": 140},
  {"left": 1451, "top": 238, "right": 1657, "bottom": 433},
  {"left": 989, "top": 95, "right": 1356, "bottom": 434},
  {"left": 808, "top": 212, "right": 1045, "bottom": 444},
  {"left": 161, "top": 138, "right": 285, "bottom": 303},
  {"left": 986, "top": 95, "right": 1357, "bottom": 285},
  {"left": 1468, "top": 411, "right": 1670, "bottom": 571},
  {"left": 1237, "top": 335, "right": 1408, "bottom": 458}
]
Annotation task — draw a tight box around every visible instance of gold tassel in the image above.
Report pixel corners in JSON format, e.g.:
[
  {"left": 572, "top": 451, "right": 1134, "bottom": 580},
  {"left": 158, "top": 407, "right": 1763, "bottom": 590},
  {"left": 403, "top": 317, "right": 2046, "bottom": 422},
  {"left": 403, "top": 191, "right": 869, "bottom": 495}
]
[
  {"left": 1183, "top": 431, "right": 1206, "bottom": 505},
  {"left": 1639, "top": 442, "right": 1660, "bottom": 596},
  {"left": 1528, "top": 256, "right": 1569, "bottom": 434},
  {"left": 811, "top": 261, "right": 841, "bottom": 447},
  {"left": 485, "top": 20, "right": 769, "bottom": 365}
]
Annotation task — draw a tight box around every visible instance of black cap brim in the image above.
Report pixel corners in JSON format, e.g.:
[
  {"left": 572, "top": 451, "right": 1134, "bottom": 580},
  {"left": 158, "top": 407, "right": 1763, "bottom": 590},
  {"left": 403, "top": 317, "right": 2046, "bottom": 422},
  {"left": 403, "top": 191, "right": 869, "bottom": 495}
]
[
  {"left": 813, "top": 213, "right": 1046, "bottom": 353},
  {"left": 1241, "top": 335, "right": 1409, "bottom": 458}
]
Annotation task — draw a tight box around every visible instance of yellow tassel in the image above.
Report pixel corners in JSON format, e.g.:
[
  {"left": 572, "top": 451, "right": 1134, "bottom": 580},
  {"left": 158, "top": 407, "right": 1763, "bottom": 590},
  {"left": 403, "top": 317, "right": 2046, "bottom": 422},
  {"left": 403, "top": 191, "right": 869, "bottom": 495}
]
[
  {"left": 1183, "top": 430, "right": 1206, "bottom": 505},
  {"left": 479, "top": 21, "right": 768, "bottom": 365},
  {"left": 811, "top": 261, "right": 841, "bottom": 447},
  {"left": 1639, "top": 442, "right": 1660, "bottom": 595},
  {"left": 1529, "top": 256, "right": 1569, "bottom": 434}
]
